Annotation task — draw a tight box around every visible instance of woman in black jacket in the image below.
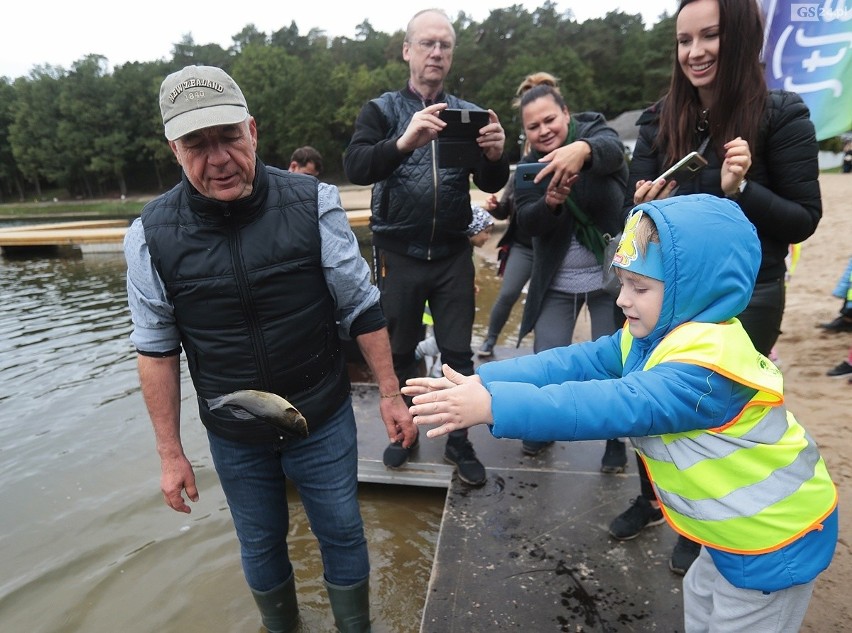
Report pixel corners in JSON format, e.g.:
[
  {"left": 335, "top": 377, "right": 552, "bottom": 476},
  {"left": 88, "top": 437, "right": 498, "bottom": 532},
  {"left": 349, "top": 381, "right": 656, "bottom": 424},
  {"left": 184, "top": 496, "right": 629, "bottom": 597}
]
[
  {"left": 512, "top": 82, "right": 629, "bottom": 460},
  {"left": 610, "top": 0, "right": 822, "bottom": 578}
]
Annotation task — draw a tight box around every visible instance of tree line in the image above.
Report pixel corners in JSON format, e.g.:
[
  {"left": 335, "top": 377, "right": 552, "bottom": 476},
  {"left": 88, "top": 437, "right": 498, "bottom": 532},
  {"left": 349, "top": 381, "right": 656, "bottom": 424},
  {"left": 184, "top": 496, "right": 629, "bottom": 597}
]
[{"left": 0, "top": 4, "right": 679, "bottom": 202}]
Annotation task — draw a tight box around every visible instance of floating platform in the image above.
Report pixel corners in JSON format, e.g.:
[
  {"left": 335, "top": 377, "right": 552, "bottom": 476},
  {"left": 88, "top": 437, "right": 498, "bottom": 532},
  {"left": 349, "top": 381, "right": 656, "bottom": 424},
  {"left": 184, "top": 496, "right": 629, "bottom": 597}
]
[
  {"left": 350, "top": 348, "right": 684, "bottom": 632},
  {"left": 0, "top": 210, "right": 373, "bottom": 254}
]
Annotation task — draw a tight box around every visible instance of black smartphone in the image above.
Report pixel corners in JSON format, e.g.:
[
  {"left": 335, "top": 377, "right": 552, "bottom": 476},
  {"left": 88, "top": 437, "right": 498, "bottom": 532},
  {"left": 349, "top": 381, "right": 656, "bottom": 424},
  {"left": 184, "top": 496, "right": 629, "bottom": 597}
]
[
  {"left": 515, "top": 162, "right": 552, "bottom": 193},
  {"left": 657, "top": 151, "right": 708, "bottom": 183},
  {"left": 437, "top": 108, "right": 490, "bottom": 168}
]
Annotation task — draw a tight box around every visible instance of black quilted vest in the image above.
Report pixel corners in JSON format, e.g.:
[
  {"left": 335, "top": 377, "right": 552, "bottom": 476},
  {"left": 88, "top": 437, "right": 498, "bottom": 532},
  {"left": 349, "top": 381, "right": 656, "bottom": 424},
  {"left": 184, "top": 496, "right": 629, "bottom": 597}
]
[
  {"left": 141, "top": 161, "right": 349, "bottom": 442},
  {"left": 369, "top": 90, "right": 480, "bottom": 260}
]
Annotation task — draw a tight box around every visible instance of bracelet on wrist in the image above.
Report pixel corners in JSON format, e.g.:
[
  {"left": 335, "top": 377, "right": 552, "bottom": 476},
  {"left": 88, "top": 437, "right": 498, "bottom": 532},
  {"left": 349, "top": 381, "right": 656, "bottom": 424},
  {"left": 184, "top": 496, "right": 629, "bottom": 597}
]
[{"left": 380, "top": 391, "right": 401, "bottom": 399}]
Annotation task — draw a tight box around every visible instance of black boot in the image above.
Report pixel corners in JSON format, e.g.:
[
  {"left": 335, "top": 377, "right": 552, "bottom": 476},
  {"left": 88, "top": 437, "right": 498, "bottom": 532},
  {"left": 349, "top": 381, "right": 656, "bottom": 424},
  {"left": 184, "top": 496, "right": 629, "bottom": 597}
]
[
  {"left": 251, "top": 571, "right": 299, "bottom": 633},
  {"left": 325, "top": 577, "right": 371, "bottom": 632}
]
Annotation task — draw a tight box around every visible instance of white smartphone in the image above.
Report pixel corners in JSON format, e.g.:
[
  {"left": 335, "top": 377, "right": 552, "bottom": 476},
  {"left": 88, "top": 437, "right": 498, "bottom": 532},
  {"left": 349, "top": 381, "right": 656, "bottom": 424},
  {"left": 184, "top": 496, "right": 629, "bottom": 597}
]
[{"left": 657, "top": 151, "right": 708, "bottom": 183}]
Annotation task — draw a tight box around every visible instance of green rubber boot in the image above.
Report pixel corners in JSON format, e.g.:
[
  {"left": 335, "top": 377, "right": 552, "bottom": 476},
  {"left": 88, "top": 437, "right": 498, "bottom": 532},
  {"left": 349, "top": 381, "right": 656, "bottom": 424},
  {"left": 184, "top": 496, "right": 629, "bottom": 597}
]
[
  {"left": 325, "top": 577, "right": 371, "bottom": 632},
  {"left": 251, "top": 571, "right": 299, "bottom": 633}
]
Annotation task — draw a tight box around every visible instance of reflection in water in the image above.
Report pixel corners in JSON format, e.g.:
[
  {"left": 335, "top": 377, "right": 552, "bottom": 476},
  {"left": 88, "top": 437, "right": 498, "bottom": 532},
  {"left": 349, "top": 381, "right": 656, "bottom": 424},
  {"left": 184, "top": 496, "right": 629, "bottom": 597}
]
[{"left": 0, "top": 249, "right": 455, "bottom": 633}]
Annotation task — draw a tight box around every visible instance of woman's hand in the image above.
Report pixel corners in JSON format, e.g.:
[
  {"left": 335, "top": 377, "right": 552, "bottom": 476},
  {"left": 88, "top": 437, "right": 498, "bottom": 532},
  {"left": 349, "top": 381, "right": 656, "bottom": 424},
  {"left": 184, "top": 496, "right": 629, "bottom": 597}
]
[
  {"left": 544, "top": 173, "right": 579, "bottom": 209},
  {"left": 632, "top": 178, "right": 678, "bottom": 204},
  {"left": 538, "top": 140, "right": 591, "bottom": 189},
  {"left": 720, "top": 137, "right": 751, "bottom": 197},
  {"left": 402, "top": 365, "right": 494, "bottom": 438}
]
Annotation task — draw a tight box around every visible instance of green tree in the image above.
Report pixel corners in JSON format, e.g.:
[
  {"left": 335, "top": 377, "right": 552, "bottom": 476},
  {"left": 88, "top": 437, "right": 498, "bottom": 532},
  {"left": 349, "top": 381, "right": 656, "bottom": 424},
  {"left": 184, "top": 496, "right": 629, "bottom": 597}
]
[{"left": 9, "top": 66, "right": 64, "bottom": 199}]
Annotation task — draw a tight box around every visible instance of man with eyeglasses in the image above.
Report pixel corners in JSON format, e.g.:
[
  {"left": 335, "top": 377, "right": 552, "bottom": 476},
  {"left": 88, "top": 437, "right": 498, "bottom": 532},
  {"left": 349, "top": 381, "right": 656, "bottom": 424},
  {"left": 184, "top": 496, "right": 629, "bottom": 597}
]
[{"left": 344, "top": 8, "right": 509, "bottom": 487}]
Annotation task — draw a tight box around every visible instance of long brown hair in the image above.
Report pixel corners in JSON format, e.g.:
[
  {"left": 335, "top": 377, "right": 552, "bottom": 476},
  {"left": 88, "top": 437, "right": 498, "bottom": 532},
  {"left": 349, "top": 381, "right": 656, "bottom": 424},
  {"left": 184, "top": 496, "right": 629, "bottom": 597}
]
[{"left": 656, "top": 0, "right": 767, "bottom": 167}]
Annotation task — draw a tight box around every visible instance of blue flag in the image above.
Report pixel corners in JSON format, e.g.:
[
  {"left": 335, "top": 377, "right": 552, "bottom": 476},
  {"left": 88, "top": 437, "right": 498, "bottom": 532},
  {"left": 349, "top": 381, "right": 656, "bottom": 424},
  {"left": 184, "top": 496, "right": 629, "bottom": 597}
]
[{"left": 761, "top": 0, "right": 852, "bottom": 140}]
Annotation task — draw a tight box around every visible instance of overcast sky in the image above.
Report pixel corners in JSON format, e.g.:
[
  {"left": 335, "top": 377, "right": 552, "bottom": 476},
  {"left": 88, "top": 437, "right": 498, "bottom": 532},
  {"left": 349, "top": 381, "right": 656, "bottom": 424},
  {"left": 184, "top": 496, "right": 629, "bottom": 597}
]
[{"left": 1, "top": 1, "right": 676, "bottom": 80}]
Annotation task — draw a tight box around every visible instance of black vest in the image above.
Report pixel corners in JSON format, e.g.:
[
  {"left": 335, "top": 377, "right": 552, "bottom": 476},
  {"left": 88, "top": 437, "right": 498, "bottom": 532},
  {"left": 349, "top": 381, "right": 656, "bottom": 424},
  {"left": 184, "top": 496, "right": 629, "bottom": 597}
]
[
  {"left": 142, "top": 162, "right": 349, "bottom": 442},
  {"left": 369, "top": 90, "right": 479, "bottom": 260}
]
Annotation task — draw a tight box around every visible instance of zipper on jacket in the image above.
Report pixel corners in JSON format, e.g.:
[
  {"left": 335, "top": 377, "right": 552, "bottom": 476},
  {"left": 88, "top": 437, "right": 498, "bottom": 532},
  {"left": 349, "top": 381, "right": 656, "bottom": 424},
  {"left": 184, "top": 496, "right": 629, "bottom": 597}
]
[
  {"left": 228, "top": 223, "right": 272, "bottom": 388},
  {"left": 428, "top": 137, "right": 439, "bottom": 260}
]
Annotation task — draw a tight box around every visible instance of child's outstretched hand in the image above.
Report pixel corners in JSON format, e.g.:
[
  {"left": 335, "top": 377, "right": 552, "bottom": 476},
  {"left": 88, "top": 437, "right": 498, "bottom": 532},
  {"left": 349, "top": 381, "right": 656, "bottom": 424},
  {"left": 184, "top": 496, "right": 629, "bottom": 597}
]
[{"left": 402, "top": 365, "right": 494, "bottom": 438}]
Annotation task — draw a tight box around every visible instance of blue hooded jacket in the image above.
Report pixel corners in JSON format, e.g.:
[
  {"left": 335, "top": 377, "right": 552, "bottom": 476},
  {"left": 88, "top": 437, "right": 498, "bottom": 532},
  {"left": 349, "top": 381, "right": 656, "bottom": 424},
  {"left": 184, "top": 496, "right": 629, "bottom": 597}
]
[{"left": 477, "top": 193, "right": 837, "bottom": 591}]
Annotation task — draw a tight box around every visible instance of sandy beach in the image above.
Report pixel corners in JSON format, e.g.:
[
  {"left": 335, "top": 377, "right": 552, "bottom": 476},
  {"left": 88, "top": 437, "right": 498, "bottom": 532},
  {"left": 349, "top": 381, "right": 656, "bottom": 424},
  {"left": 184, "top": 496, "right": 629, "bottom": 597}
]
[{"left": 766, "top": 172, "right": 850, "bottom": 632}]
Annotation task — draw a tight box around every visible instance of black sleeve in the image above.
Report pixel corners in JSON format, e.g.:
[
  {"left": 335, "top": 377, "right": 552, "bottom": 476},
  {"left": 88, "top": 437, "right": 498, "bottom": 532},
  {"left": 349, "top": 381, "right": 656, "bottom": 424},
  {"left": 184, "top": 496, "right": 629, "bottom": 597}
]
[
  {"left": 343, "top": 101, "right": 411, "bottom": 185},
  {"left": 349, "top": 302, "right": 388, "bottom": 337}
]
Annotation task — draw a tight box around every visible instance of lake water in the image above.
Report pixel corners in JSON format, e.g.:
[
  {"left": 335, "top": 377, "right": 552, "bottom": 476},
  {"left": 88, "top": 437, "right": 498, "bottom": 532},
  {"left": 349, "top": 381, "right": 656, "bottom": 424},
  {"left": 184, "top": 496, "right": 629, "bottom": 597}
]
[{"left": 0, "top": 229, "right": 528, "bottom": 633}]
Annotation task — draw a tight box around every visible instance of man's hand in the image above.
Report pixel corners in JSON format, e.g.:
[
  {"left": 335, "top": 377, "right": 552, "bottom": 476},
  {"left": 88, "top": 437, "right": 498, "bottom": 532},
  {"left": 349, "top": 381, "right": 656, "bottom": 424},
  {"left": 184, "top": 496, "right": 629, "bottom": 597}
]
[
  {"left": 160, "top": 453, "right": 199, "bottom": 514},
  {"left": 477, "top": 110, "right": 506, "bottom": 162},
  {"left": 379, "top": 393, "right": 418, "bottom": 448},
  {"left": 396, "top": 103, "right": 448, "bottom": 154}
]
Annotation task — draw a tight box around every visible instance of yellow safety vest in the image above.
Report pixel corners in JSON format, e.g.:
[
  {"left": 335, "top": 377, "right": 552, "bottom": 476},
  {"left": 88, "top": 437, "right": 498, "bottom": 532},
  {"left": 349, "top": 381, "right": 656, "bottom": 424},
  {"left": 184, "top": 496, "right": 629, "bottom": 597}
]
[{"left": 620, "top": 320, "right": 837, "bottom": 554}]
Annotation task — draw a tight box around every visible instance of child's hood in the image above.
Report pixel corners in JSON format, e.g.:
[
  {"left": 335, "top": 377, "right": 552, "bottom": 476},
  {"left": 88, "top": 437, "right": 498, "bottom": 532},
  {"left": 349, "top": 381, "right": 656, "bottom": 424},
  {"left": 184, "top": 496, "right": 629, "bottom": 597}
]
[{"left": 633, "top": 194, "right": 761, "bottom": 343}]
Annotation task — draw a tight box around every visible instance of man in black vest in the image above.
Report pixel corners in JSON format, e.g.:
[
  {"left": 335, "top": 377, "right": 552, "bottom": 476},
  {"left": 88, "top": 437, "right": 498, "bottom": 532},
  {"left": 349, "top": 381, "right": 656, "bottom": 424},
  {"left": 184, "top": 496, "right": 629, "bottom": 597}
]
[
  {"left": 344, "top": 9, "right": 509, "bottom": 486},
  {"left": 124, "top": 65, "right": 414, "bottom": 633}
]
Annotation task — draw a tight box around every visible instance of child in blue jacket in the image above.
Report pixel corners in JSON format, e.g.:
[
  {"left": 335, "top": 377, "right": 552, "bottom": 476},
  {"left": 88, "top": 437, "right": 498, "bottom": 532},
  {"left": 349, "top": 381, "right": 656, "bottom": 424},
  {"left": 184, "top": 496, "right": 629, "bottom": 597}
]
[{"left": 403, "top": 194, "right": 837, "bottom": 632}]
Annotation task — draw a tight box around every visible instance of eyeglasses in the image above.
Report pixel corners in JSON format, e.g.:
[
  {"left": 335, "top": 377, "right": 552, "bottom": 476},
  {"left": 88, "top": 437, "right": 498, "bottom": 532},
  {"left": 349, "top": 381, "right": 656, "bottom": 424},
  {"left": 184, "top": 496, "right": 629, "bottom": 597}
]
[{"left": 411, "top": 39, "right": 454, "bottom": 53}]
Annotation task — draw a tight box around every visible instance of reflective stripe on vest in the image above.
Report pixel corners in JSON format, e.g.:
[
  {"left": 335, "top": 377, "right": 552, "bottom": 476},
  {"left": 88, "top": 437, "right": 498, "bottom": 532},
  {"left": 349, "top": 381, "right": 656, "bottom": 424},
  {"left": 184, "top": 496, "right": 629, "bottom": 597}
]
[{"left": 621, "top": 321, "right": 837, "bottom": 553}]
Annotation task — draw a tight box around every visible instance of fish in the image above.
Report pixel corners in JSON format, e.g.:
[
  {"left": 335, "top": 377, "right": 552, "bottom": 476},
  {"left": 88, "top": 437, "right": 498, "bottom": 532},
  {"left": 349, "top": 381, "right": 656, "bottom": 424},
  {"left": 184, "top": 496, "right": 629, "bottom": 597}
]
[{"left": 206, "top": 390, "right": 309, "bottom": 439}]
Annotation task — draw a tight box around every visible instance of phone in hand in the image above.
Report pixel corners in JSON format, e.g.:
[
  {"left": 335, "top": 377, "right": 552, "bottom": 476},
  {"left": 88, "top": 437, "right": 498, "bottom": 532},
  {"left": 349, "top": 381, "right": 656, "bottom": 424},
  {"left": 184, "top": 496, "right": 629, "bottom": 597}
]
[
  {"left": 436, "top": 108, "right": 490, "bottom": 168},
  {"left": 657, "top": 151, "right": 708, "bottom": 184},
  {"left": 515, "top": 162, "right": 552, "bottom": 193}
]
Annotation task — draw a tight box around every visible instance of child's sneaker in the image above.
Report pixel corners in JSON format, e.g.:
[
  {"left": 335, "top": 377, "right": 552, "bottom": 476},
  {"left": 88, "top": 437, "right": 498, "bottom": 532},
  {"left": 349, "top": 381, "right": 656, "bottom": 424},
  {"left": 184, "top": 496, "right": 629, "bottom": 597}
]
[{"left": 608, "top": 496, "right": 665, "bottom": 540}]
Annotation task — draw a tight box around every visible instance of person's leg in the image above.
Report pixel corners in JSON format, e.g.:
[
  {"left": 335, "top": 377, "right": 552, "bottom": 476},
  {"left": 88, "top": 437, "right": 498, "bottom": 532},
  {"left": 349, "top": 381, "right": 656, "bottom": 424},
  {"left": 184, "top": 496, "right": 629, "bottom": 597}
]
[
  {"left": 374, "top": 248, "right": 429, "bottom": 467},
  {"left": 479, "top": 243, "right": 533, "bottom": 355},
  {"left": 738, "top": 277, "right": 785, "bottom": 356},
  {"left": 682, "top": 546, "right": 715, "bottom": 633},
  {"left": 520, "top": 289, "right": 580, "bottom": 455},
  {"left": 283, "top": 399, "right": 371, "bottom": 631},
  {"left": 684, "top": 547, "right": 815, "bottom": 633},
  {"left": 587, "top": 290, "right": 629, "bottom": 472},
  {"left": 207, "top": 431, "right": 293, "bottom": 591},
  {"left": 429, "top": 248, "right": 486, "bottom": 486},
  {"left": 375, "top": 249, "right": 431, "bottom": 385},
  {"left": 532, "top": 289, "right": 577, "bottom": 353},
  {"left": 282, "top": 398, "right": 369, "bottom": 587}
]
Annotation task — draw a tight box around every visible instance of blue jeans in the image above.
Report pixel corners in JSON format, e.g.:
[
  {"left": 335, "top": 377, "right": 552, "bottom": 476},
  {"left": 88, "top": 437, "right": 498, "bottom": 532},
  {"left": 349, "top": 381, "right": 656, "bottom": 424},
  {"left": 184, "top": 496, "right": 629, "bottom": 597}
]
[{"left": 207, "top": 397, "right": 369, "bottom": 591}]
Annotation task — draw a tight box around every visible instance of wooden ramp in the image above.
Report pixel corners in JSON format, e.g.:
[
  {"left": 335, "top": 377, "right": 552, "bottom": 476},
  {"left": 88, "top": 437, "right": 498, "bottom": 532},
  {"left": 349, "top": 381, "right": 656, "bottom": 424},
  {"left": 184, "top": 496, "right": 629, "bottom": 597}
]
[
  {"left": 0, "top": 210, "right": 373, "bottom": 254},
  {"left": 350, "top": 347, "right": 685, "bottom": 632}
]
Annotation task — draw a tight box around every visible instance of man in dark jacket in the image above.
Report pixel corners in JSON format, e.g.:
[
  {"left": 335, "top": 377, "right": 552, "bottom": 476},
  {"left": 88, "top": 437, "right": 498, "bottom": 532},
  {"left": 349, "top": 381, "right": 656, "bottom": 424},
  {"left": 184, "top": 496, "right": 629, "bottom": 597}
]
[
  {"left": 344, "top": 9, "right": 509, "bottom": 486},
  {"left": 125, "top": 65, "right": 414, "bottom": 633}
]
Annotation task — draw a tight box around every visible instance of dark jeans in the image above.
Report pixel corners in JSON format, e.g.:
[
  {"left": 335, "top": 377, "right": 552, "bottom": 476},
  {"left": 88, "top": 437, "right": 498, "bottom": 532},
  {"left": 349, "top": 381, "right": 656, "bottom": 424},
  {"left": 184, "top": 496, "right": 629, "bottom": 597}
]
[{"left": 636, "top": 276, "right": 786, "bottom": 500}]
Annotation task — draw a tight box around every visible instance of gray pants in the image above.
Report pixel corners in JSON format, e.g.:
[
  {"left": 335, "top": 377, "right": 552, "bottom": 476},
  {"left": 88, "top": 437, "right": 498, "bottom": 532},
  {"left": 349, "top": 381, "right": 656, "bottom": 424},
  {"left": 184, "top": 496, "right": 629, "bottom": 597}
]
[
  {"left": 533, "top": 287, "right": 619, "bottom": 353},
  {"left": 485, "top": 243, "right": 533, "bottom": 345},
  {"left": 683, "top": 546, "right": 814, "bottom": 632}
]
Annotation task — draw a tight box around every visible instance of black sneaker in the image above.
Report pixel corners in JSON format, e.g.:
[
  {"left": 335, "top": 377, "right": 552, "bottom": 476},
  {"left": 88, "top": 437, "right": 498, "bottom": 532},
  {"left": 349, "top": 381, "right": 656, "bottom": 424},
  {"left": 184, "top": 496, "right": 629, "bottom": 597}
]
[
  {"left": 827, "top": 360, "right": 852, "bottom": 377},
  {"left": 477, "top": 339, "right": 495, "bottom": 358},
  {"left": 382, "top": 432, "right": 419, "bottom": 468},
  {"left": 443, "top": 438, "right": 486, "bottom": 486},
  {"left": 608, "top": 496, "right": 665, "bottom": 540},
  {"left": 669, "top": 535, "right": 701, "bottom": 575},
  {"left": 522, "top": 440, "right": 554, "bottom": 456},
  {"left": 600, "top": 439, "right": 627, "bottom": 473},
  {"left": 818, "top": 315, "right": 852, "bottom": 332}
]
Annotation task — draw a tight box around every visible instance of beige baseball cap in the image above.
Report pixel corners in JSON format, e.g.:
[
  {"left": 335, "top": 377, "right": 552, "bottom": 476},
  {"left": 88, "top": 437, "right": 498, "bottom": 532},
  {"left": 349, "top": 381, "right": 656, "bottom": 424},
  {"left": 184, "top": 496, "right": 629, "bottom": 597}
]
[{"left": 159, "top": 65, "right": 249, "bottom": 141}]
